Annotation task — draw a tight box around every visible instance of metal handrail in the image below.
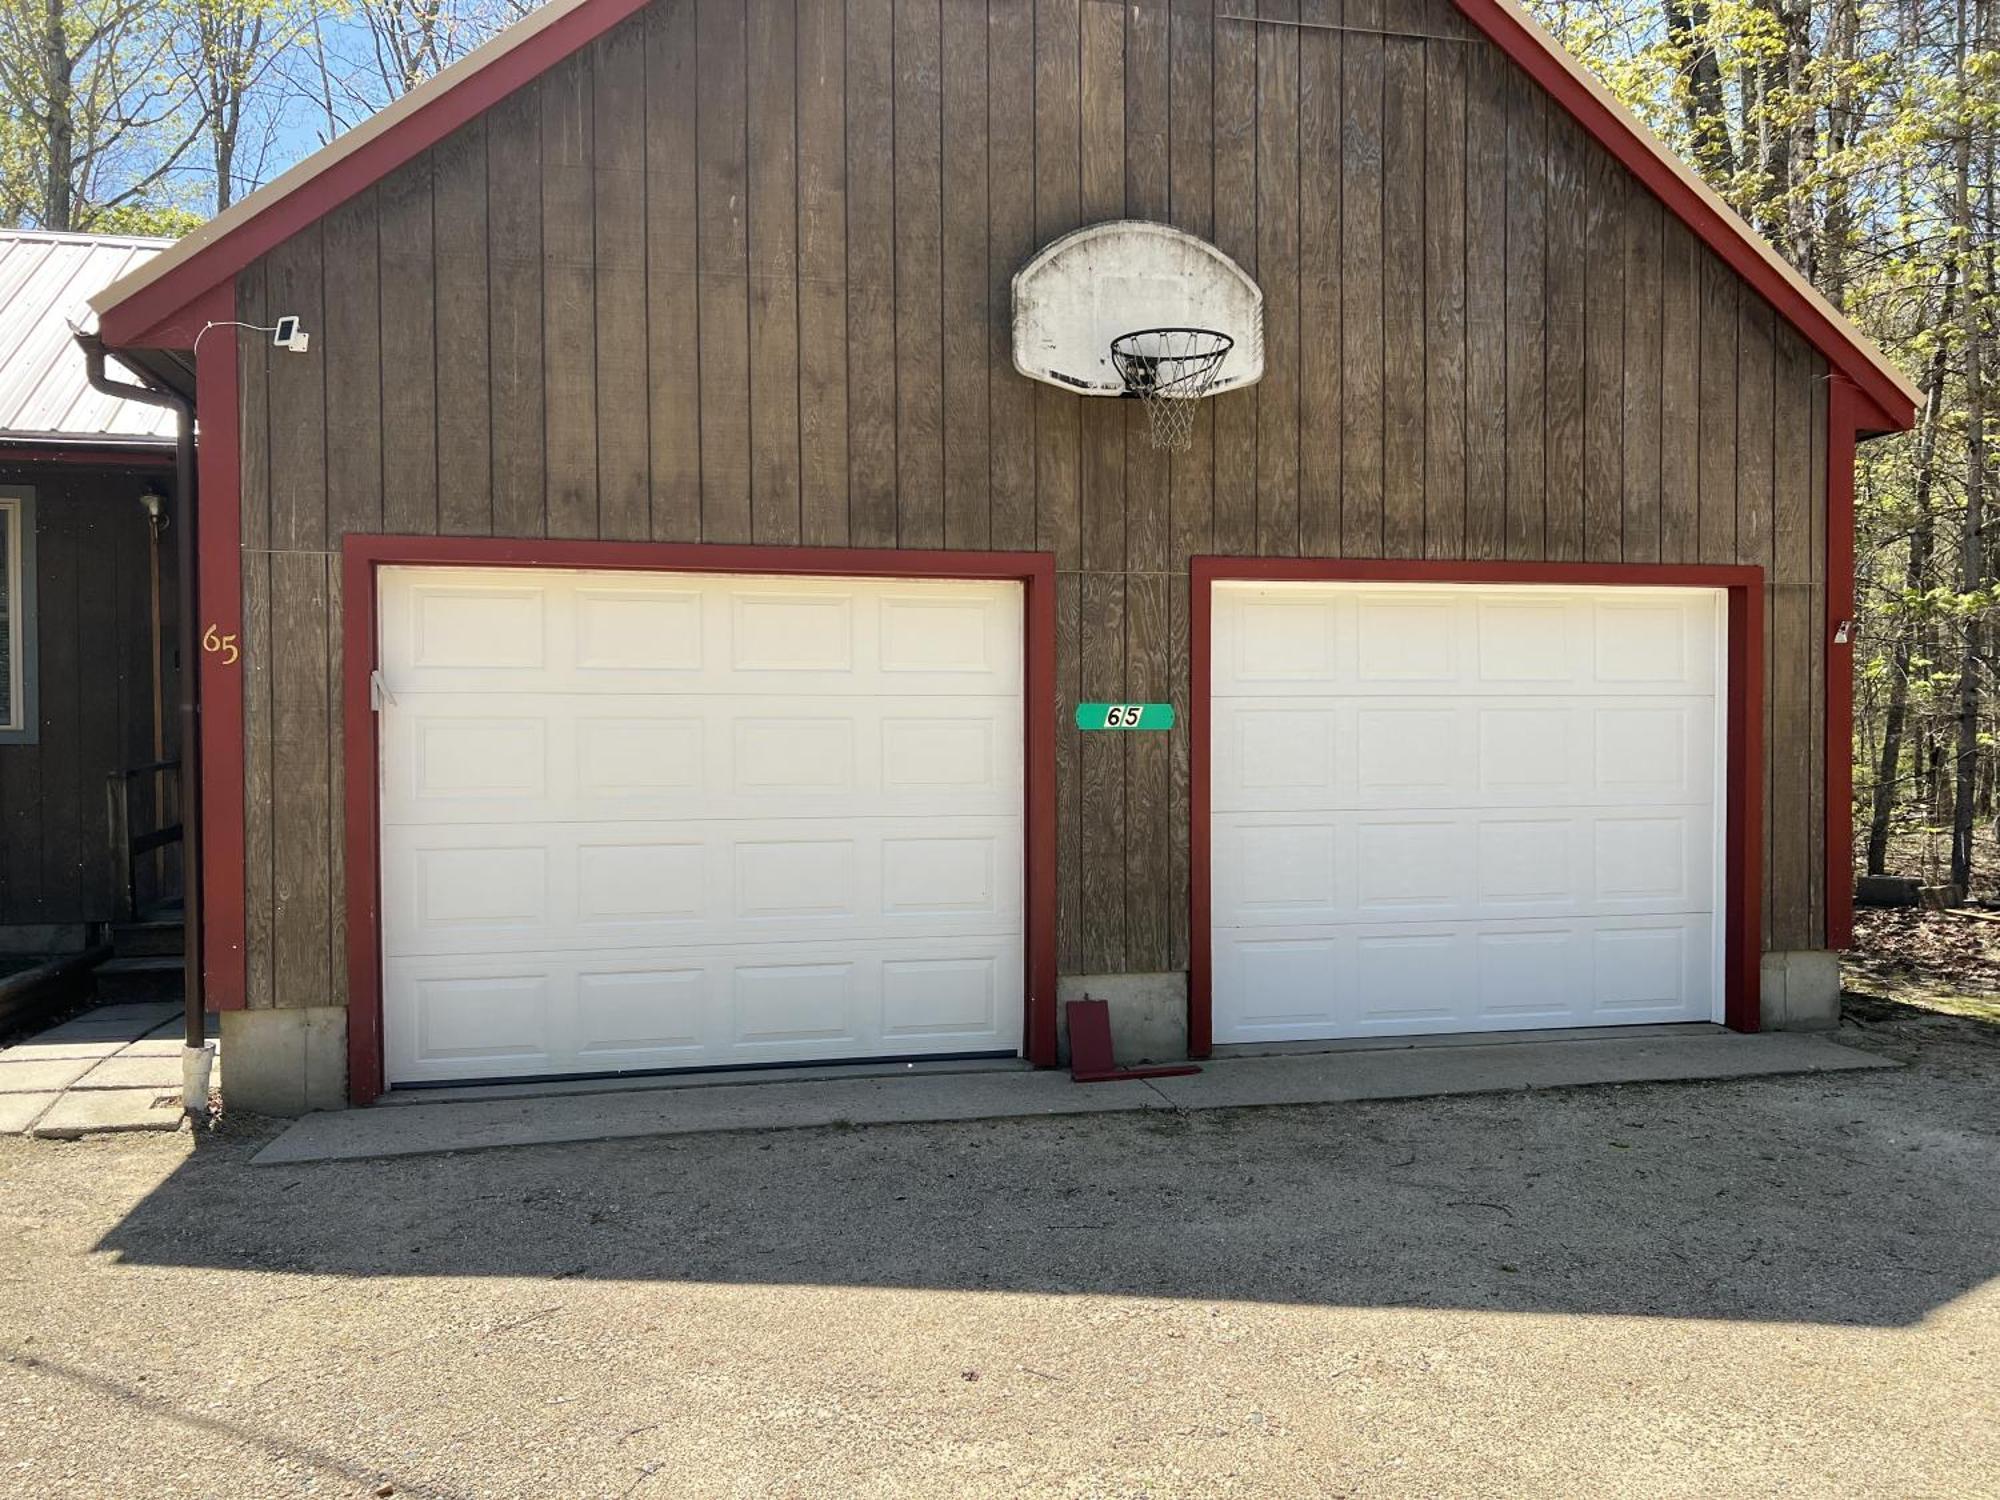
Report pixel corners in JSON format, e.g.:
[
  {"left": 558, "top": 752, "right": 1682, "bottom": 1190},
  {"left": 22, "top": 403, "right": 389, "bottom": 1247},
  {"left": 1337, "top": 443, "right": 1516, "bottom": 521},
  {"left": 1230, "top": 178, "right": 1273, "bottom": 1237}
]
[
  {"left": 107, "top": 759, "right": 183, "bottom": 922},
  {"left": 114, "top": 758, "right": 182, "bottom": 780}
]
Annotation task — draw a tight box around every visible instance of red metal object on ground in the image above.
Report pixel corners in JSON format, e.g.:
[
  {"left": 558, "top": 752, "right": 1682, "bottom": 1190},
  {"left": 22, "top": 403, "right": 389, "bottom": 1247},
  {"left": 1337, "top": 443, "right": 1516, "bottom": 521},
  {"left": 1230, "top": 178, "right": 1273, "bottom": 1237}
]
[{"left": 1066, "top": 998, "right": 1201, "bottom": 1085}]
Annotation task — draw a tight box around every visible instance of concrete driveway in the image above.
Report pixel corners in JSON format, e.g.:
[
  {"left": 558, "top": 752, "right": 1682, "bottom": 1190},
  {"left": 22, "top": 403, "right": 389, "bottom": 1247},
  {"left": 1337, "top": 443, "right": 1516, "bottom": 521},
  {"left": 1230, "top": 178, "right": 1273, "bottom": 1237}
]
[{"left": 2, "top": 1007, "right": 1995, "bottom": 1498}]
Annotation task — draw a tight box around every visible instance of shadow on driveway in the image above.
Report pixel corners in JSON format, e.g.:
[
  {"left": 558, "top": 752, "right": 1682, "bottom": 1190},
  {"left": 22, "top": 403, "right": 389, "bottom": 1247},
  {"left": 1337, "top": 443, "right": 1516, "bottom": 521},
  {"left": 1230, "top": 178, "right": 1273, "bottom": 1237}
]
[{"left": 91, "top": 1016, "right": 2000, "bottom": 1329}]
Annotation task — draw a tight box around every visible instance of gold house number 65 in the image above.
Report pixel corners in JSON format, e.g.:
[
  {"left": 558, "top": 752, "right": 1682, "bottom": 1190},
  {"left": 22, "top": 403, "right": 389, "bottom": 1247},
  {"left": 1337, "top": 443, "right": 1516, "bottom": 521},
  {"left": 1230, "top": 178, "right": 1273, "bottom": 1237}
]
[{"left": 202, "top": 624, "right": 240, "bottom": 665}]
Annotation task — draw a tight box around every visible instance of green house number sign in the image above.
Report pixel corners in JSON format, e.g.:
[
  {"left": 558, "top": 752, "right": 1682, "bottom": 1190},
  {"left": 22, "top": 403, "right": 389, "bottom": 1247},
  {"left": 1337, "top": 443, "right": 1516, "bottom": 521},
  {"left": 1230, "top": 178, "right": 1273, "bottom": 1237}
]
[{"left": 1076, "top": 702, "right": 1175, "bottom": 731}]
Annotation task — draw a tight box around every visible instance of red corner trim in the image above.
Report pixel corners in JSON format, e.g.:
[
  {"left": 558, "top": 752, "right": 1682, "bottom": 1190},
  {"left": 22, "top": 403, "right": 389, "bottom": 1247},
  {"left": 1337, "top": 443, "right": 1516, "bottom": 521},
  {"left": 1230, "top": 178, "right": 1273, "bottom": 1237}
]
[
  {"left": 193, "top": 283, "right": 247, "bottom": 1011},
  {"left": 340, "top": 535, "right": 1060, "bottom": 1104},
  {"left": 1189, "top": 564, "right": 1215, "bottom": 1058},
  {"left": 1826, "top": 380, "right": 1861, "bottom": 949},
  {"left": 1188, "top": 558, "right": 1768, "bottom": 1051}
]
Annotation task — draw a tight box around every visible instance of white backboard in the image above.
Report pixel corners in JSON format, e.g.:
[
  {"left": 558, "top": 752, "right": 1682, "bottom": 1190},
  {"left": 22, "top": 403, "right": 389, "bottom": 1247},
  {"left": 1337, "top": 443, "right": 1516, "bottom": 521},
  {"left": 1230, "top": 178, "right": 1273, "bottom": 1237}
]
[{"left": 1012, "top": 220, "right": 1265, "bottom": 396}]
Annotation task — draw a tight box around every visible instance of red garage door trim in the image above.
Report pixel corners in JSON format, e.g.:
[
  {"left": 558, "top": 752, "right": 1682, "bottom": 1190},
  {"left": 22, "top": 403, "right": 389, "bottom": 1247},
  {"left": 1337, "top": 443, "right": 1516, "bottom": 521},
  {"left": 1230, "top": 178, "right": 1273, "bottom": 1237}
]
[
  {"left": 1188, "top": 557, "right": 1766, "bottom": 1056},
  {"left": 341, "top": 535, "right": 1060, "bottom": 1105}
]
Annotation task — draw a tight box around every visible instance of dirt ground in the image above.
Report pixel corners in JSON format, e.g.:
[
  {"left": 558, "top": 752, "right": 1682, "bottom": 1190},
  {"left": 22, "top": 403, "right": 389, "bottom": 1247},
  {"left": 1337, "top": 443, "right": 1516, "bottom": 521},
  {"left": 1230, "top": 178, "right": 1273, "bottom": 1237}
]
[{"left": 3, "top": 996, "right": 1998, "bottom": 1499}]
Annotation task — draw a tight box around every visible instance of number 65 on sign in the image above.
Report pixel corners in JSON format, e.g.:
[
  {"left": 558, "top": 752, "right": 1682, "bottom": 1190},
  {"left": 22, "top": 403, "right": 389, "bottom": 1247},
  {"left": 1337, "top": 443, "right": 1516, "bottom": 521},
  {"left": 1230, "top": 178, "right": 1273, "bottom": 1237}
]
[{"left": 1076, "top": 702, "right": 1175, "bottom": 731}]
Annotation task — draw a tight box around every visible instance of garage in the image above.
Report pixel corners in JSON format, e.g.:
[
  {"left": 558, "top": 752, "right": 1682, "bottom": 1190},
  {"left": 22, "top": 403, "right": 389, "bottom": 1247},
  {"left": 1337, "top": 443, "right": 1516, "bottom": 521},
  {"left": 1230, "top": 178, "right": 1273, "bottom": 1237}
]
[
  {"left": 80, "top": 0, "right": 1916, "bottom": 1109},
  {"left": 375, "top": 566, "right": 1027, "bottom": 1085},
  {"left": 1207, "top": 578, "right": 1728, "bottom": 1044}
]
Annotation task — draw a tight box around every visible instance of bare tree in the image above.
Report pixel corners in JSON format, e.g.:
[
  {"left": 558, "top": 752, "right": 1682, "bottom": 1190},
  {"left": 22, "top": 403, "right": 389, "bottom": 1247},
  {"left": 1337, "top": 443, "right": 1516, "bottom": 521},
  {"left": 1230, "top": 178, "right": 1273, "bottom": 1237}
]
[
  {"left": 289, "top": 0, "right": 536, "bottom": 140},
  {"left": 169, "top": 0, "right": 313, "bottom": 212},
  {"left": 0, "top": 0, "right": 205, "bottom": 229}
]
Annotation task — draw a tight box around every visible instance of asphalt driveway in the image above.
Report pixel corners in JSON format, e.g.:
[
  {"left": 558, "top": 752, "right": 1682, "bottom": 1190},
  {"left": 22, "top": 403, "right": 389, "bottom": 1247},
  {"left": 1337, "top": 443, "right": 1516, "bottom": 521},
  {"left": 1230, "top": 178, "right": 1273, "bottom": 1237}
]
[{"left": 2, "top": 1006, "right": 1996, "bottom": 1498}]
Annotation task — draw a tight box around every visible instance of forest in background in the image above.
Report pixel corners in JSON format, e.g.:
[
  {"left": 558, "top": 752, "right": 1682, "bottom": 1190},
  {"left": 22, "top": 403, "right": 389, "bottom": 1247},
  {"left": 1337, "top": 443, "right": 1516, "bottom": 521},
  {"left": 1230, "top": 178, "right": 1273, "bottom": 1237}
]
[{"left": 2, "top": 0, "right": 1995, "bottom": 892}]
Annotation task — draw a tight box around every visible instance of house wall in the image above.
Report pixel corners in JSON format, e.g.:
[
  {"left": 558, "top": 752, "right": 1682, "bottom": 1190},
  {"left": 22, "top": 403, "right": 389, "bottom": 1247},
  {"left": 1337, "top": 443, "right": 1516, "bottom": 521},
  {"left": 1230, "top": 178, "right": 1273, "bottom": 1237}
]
[
  {"left": 229, "top": 0, "right": 1830, "bottom": 1014},
  {"left": 0, "top": 461, "right": 180, "bottom": 940}
]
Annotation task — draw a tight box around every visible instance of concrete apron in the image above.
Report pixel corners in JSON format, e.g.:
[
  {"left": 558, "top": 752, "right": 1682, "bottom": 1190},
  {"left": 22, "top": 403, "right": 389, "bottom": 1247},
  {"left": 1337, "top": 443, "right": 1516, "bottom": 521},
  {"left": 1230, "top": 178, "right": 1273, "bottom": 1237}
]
[{"left": 252, "top": 1030, "right": 1896, "bottom": 1167}]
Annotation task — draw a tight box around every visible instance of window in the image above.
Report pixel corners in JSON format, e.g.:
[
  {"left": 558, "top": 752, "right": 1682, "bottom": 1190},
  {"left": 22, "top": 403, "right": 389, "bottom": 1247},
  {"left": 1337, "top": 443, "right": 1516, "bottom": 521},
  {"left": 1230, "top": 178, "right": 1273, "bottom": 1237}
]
[{"left": 0, "top": 488, "right": 35, "bottom": 745}]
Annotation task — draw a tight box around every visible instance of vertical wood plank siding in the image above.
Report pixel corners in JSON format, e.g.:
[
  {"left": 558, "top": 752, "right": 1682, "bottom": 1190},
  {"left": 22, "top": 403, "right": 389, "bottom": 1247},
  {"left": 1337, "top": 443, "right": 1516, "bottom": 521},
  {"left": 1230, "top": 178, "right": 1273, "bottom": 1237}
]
[
  {"left": 0, "top": 464, "right": 180, "bottom": 930},
  {"left": 237, "top": 0, "right": 1834, "bottom": 1005}
]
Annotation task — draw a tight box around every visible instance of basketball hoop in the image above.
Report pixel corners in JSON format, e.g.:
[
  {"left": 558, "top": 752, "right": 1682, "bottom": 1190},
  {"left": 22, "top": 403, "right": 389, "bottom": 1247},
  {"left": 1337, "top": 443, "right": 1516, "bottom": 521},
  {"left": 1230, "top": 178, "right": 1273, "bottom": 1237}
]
[{"left": 1110, "top": 327, "right": 1234, "bottom": 452}]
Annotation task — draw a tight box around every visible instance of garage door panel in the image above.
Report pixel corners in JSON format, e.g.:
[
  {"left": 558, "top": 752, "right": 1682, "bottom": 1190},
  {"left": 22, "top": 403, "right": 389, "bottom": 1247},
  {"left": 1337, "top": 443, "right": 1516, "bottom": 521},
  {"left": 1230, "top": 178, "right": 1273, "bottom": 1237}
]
[
  {"left": 397, "top": 581, "right": 550, "bottom": 673},
  {"left": 408, "top": 844, "right": 551, "bottom": 933},
  {"left": 574, "top": 968, "right": 708, "bottom": 1057},
  {"left": 572, "top": 586, "right": 706, "bottom": 670},
  {"left": 1211, "top": 585, "right": 1718, "bottom": 698},
  {"left": 1219, "top": 820, "right": 1344, "bottom": 923},
  {"left": 1212, "top": 581, "right": 1723, "bottom": 1042},
  {"left": 574, "top": 839, "right": 708, "bottom": 923},
  {"left": 1355, "top": 708, "right": 1461, "bottom": 797},
  {"left": 382, "top": 573, "right": 1023, "bottom": 695},
  {"left": 1218, "top": 936, "right": 1343, "bottom": 1032},
  {"left": 575, "top": 716, "right": 705, "bottom": 798},
  {"left": 383, "top": 817, "right": 1021, "bottom": 957},
  {"left": 1353, "top": 818, "right": 1470, "bottom": 915},
  {"left": 731, "top": 961, "right": 859, "bottom": 1045},
  {"left": 1211, "top": 695, "right": 1715, "bottom": 812},
  {"left": 1474, "top": 928, "right": 1588, "bottom": 1024},
  {"left": 383, "top": 695, "right": 1020, "bottom": 825},
  {"left": 1588, "top": 917, "right": 1715, "bottom": 1020},
  {"left": 1593, "top": 812, "right": 1711, "bottom": 909},
  {"left": 1593, "top": 596, "right": 1714, "bottom": 687},
  {"left": 384, "top": 936, "right": 1025, "bottom": 1083},
  {"left": 1213, "top": 916, "right": 1716, "bottom": 1041},
  {"left": 1215, "top": 807, "right": 1713, "bottom": 929},
  {"left": 1352, "top": 931, "right": 1474, "bottom": 1027},
  {"left": 399, "top": 972, "right": 557, "bottom": 1073},
  {"left": 880, "top": 957, "right": 1007, "bottom": 1041}
]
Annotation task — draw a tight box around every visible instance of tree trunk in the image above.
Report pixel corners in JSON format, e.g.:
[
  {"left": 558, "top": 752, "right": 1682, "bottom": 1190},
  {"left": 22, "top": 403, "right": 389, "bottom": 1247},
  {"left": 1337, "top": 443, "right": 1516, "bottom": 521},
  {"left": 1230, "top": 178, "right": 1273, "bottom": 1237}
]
[
  {"left": 1819, "top": 0, "right": 1859, "bottom": 296},
  {"left": 42, "top": 0, "right": 72, "bottom": 229},
  {"left": 1775, "top": 0, "right": 1814, "bottom": 268},
  {"left": 1868, "top": 269, "right": 1956, "bottom": 874},
  {"left": 1950, "top": 0, "right": 1989, "bottom": 893},
  {"left": 1664, "top": 0, "right": 1737, "bottom": 181}
]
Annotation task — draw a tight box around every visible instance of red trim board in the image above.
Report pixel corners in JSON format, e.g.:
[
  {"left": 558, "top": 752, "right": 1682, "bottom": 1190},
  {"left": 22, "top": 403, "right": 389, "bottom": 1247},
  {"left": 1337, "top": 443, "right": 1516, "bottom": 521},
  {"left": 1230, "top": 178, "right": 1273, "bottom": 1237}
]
[
  {"left": 1187, "top": 558, "right": 1768, "bottom": 1056},
  {"left": 192, "top": 285, "right": 248, "bottom": 1011},
  {"left": 340, "top": 535, "right": 1061, "bottom": 1105}
]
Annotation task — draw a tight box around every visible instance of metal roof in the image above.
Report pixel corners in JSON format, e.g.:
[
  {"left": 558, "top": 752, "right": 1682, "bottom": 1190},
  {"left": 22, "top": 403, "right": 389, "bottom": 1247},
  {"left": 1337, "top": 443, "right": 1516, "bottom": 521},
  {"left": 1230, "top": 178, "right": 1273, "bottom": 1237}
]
[{"left": 0, "top": 228, "right": 177, "bottom": 447}]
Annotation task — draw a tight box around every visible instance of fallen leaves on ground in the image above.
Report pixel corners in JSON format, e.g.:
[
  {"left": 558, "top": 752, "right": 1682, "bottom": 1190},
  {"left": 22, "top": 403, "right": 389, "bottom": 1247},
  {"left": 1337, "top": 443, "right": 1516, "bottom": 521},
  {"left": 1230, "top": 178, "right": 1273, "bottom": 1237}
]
[{"left": 1849, "top": 906, "right": 2000, "bottom": 1011}]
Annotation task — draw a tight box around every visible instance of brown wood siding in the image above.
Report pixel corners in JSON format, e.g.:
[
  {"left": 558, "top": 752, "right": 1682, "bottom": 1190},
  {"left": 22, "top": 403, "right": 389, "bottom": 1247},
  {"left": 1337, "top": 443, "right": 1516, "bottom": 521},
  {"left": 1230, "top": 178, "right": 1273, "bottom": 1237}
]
[
  {"left": 234, "top": 0, "right": 1833, "bottom": 1006},
  {"left": 0, "top": 464, "right": 180, "bottom": 933}
]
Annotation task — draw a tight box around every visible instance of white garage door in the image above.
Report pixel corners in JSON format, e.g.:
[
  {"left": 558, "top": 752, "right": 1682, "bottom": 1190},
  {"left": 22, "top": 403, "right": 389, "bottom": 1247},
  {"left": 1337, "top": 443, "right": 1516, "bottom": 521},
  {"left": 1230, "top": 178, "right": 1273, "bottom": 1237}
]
[
  {"left": 1210, "top": 581, "right": 1724, "bottom": 1042},
  {"left": 377, "top": 567, "right": 1025, "bottom": 1085}
]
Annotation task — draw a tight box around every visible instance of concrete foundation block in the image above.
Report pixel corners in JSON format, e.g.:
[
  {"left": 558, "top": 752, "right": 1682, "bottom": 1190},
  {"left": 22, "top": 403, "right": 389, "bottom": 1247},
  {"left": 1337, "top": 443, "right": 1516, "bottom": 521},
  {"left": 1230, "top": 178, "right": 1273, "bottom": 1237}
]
[
  {"left": 1759, "top": 950, "right": 1841, "bottom": 1031},
  {"left": 1056, "top": 973, "right": 1188, "bottom": 1065},
  {"left": 220, "top": 1007, "right": 348, "bottom": 1116}
]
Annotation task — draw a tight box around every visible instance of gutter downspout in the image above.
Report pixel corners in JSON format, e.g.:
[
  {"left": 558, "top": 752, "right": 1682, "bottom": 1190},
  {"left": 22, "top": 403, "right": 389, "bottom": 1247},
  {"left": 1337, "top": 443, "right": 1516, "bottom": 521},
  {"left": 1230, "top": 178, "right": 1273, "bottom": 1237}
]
[{"left": 75, "top": 333, "right": 211, "bottom": 1121}]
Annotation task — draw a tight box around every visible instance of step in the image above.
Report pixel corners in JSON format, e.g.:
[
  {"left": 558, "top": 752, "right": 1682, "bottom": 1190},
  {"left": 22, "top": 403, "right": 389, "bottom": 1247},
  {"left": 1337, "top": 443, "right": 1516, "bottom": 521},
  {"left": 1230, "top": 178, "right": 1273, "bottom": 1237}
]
[
  {"left": 93, "top": 955, "right": 185, "bottom": 1004},
  {"left": 111, "top": 921, "right": 184, "bottom": 959},
  {"left": 95, "top": 955, "right": 186, "bottom": 974}
]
